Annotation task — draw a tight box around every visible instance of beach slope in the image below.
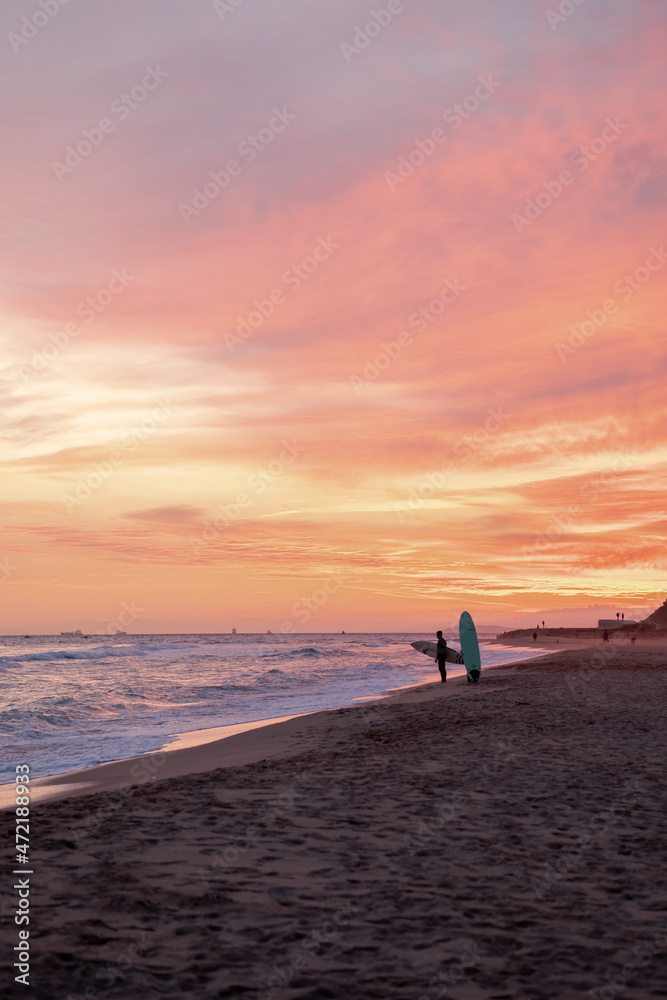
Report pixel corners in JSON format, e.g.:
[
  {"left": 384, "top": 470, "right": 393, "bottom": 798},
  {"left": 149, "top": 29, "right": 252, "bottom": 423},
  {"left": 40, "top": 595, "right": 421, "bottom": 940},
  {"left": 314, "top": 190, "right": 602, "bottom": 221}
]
[{"left": 2, "top": 647, "right": 666, "bottom": 999}]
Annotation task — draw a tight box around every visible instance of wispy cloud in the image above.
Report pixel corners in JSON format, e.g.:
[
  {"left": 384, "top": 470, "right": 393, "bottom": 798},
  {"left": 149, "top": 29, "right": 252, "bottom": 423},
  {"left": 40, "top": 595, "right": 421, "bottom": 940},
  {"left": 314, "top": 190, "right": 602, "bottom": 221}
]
[{"left": 2, "top": 0, "right": 666, "bottom": 627}]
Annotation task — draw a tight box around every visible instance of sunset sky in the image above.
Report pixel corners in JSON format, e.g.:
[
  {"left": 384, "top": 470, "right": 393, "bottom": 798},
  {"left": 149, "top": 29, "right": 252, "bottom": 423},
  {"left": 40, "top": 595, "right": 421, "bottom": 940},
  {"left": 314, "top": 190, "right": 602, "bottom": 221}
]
[{"left": 1, "top": 0, "right": 666, "bottom": 633}]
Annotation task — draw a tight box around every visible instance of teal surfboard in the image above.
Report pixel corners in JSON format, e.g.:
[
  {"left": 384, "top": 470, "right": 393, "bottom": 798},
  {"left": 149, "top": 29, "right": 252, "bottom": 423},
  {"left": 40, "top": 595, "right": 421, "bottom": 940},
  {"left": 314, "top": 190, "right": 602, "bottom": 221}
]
[{"left": 459, "top": 611, "right": 481, "bottom": 683}]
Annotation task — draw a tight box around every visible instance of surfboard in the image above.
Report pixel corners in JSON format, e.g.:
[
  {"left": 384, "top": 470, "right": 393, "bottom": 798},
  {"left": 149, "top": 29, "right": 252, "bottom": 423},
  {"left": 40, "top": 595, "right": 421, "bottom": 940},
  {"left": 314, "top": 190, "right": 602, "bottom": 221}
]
[
  {"left": 410, "top": 640, "right": 464, "bottom": 665},
  {"left": 459, "top": 611, "right": 481, "bottom": 683}
]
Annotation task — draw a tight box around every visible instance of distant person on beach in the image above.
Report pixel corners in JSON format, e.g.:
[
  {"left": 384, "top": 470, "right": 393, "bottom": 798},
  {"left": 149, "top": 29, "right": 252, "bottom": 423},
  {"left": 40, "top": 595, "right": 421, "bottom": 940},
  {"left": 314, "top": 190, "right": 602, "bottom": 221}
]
[
  {"left": 616, "top": 613, "right": 620, "bottom": 620},
  {"left": 631, "top": 635, "right": 636, "bottom": 645},
  {"left": 603, "top": 630, "right": 610, "bottom": 642},
  {"left": 533, "top": 632, "right": 537, "bottom": 642},
  {"left": 436, "top": 630, "right": 448, "bottom": 683},
  {"left": 542, "top": 621, "right": 545, "bottom": 628},
  {"left": 622, "top": 613, "right": 625, "bottom": 620}
]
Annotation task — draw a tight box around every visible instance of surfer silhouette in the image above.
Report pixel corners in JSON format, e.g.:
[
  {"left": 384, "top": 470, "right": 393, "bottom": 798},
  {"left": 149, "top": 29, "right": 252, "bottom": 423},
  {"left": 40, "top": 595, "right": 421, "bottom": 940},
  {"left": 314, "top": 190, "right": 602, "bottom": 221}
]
[{"left": 436, "top": 630, "right": 448, "bottom": 683}]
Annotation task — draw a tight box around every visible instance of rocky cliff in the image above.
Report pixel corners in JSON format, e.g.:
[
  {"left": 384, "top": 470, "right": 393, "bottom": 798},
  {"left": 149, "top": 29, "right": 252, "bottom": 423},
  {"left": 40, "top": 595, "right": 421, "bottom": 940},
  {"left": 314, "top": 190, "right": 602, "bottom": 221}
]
[{"left": 644, "top": 598, "right": 667, "bottom": 626}]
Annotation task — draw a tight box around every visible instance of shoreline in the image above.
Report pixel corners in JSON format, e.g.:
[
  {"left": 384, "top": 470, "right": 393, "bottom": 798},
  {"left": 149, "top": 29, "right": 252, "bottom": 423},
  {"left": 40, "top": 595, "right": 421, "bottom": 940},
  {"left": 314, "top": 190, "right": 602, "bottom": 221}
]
[
  {"left": 1, "top": 671, "right": 476, "bottom": 810},
  {"left": 2, "top": 643, "right": 546, "bottom": 808}
]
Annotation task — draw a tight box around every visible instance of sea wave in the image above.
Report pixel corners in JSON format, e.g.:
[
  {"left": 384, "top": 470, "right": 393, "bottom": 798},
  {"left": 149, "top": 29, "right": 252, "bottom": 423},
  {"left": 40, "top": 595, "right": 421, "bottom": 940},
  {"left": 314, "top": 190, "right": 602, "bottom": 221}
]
[
  {"left": 262, "top": 646, "right": 343, "bottom": 660},
  {"left": 0, "top": 642, "right": 224, "bottom": 664},
  {"left": 0, "top": 639, "right": 336, "bottom": 665},
  {"left": 0, "top": 660, "right": 23, "bottom": 671},
  {"left": 0, "top": 646, "right": 138, "bottom": 663}
]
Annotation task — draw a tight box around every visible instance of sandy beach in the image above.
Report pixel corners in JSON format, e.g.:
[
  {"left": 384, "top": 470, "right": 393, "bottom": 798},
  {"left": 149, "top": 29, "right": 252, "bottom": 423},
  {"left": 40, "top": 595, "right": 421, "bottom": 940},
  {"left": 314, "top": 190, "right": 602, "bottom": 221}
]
[{"left": 3, "top": 645, "right": 666, "bottom": 999}]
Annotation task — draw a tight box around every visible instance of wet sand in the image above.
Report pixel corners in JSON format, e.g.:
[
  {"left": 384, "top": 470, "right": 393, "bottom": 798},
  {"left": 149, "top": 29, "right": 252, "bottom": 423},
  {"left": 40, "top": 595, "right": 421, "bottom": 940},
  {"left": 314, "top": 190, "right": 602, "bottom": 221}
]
[
  {"left": 2, "top": 646, "right": 665, "bottom": 999},
  {"left": 489, "top": 632, "right": 622, "bottom": 650}
]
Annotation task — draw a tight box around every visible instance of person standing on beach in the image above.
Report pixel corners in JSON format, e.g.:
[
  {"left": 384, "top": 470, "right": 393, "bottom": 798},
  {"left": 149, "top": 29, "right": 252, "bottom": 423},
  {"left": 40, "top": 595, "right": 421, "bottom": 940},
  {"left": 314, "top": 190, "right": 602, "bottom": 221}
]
[
  {"left": 533, "top": 631, "right": 537, "bottom": 642},
  {"left": 436, "top": 630, "right": 448, "bottom": 683}
]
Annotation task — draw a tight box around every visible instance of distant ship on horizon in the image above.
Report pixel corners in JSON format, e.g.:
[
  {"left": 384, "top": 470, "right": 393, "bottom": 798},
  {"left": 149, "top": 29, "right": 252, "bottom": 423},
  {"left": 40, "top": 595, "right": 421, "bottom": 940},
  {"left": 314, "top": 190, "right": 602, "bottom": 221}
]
[{"left": 60, "top": 628, "right": 129, "bottom": 637}]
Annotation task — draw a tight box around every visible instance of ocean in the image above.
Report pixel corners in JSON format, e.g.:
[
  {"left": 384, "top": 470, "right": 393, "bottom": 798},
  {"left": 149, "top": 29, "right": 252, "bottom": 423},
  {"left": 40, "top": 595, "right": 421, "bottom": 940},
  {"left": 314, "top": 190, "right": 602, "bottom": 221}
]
[{"left": 0, "top": 631, "right": 540, "bottom": 781}]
